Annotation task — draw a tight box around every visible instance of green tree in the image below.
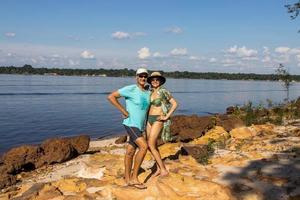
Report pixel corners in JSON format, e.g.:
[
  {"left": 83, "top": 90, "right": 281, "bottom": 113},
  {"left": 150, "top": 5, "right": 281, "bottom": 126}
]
[
  {"left": 285, "top": 0, "right": 300, "bottom": 32},
  {"left": 276, "top": 64, "right": 292, "bottom": 101}
]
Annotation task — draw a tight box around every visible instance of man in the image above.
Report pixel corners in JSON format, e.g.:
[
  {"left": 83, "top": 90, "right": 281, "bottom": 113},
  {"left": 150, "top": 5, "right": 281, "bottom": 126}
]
[{"left": 107, "top": 68, "right": 150, "bottom": 189}]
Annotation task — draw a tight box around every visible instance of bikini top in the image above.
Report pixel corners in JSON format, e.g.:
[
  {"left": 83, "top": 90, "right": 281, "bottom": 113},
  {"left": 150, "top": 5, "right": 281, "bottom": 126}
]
[{"left": 150, "top": 98, "right": 162, "bottom": 107}]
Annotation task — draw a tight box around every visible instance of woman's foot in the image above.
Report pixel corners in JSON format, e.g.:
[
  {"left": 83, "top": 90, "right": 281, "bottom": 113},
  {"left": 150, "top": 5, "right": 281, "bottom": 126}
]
[
  {"left": 153, "top": 169, "right": 161, "bottom": 177},
  {"left": 160, "top": 170, "right": 169, "bottom": 177}
]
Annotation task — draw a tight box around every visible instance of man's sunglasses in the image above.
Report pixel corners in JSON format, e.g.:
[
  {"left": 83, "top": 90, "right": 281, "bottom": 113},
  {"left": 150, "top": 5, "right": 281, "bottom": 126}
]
[{"left": 138, "top": 74, "right": 148, "bottom": 78}]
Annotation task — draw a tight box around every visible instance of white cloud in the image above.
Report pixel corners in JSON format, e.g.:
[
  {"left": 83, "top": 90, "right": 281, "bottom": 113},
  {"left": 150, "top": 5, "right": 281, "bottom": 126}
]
[
  {"left": 165, "top": 26, "right": 183, "bottom": 34},
  {"left": 5, "top": 32, "right": 16, "bottom": 37},
  {"left": 275, "top": 47, "right": 290, "bottom": 54},
  {"left": 189, "top": 56, "right": 202, "bottom": 60},
  {"left": 138, "top": 47, "right": 151, "bottom": 59},
  {"left": 262, "top": 46, "right": 271, "bottom": 63},
  {"left": 111, "top": 31, "right": 130, "bottom": 40},
  {"left": 290, "top": 48, "right": 300, "bottom": 54},
  {"left": 153, "top": 52, "right": 165, "bottom": 58},
  {"left": 80, "top": 50, "right": 95, "bottom": 59},
  {"left": 209, "top": 58, "right": 217, "bottom": 63},
  {"left": 274, "top": 54, "right": 290, "bottom": 63},
  {"left": 221, "top": 58, "right": 243, "bottom": 67},
  {"left": 263, "top": 46, "right": 270, "bottom": 54},
  {"left": 226, "top": 45, "right": 258, "bottom": 57},
  {"left": 170, "top": 48, "right": 188, "bottom": 56},
  {"left": 262, "top": 56, "right": 271, "bottom": 63}
]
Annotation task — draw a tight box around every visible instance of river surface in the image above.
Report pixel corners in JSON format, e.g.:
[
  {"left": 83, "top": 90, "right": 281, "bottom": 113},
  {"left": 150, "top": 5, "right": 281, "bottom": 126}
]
[{"left": 1, "top": 74, "right": 300, "bottom": 153}]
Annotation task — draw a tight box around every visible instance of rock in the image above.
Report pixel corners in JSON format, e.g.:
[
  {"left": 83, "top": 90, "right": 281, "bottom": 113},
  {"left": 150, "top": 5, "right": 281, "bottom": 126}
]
[
  {"left": 0, "top": 174, "right": 16, "bottom": 190},
  {"left": 216, "top": 114, "right": 244, "bottom": 132},
  {"left": 182, "top": 144, "right": 211, "bottom": 164},
  {"left": 115, "top": 135, "right": 127, "bottom": 144},
  {"left": 230, "top": 127, "right": 254, "bottom": 139},
  {"left": 226, "top": 106, "right": 235, "bottom": 114},
  {"left": 191, "top": 126, "right": 229, "bottom": 145},
  {"left": 70, "top": 135, "right": 90, "bottom": 154},
  {"left": 2, "top": 145, "right": 42, "bottom": 173},
  {"left": 12, "top": 183, "right": 63, "bottom": 200},
  {"left": 38, "top": 138, "right": 75, "bottom": 166},
  {"left": 171, "top": 115, "right": 214, "bottom": 141}
]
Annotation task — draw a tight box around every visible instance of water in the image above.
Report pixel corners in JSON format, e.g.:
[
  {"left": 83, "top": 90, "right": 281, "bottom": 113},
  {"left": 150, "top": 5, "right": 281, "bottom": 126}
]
[{"left": 1, "top": 74, "right": 300, "bottom": 154}]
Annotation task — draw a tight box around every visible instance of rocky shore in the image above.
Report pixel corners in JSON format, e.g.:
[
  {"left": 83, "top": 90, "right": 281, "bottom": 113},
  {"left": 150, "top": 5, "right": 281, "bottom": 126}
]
[{"left": 0, "top": 114, "right": 299, "bottom": 200}]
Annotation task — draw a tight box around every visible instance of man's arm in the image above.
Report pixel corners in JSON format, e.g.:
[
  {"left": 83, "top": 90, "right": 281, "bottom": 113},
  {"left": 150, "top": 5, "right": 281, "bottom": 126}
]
[{"left": 107, "top": 90, "right": 129, "bottom": 118}]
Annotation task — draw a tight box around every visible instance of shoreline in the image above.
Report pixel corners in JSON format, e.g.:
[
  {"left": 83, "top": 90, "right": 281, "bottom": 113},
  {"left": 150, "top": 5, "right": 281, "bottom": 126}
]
[{"left": 1, "top": 121, "right": 299, "bottom": 199}]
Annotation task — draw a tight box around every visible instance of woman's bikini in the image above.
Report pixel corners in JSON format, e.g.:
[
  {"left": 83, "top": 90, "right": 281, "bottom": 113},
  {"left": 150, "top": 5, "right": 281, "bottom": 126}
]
[{"left": 148, "top": 97, "right": 162, "bottom": 125}]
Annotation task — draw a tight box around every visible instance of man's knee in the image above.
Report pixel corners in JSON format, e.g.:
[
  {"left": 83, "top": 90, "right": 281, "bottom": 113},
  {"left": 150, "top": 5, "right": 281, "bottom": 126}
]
[{"left": 126, "top": 146, "right": 136, "bottom": 157}]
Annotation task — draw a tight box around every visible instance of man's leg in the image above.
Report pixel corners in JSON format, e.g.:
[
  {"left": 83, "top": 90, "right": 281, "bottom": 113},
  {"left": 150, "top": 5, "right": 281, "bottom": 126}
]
[
  {"left": 131, "top": 136, "right": 148, "bottom": 184},
  {"left": 124, "top": 143, "right": 136, "bottom": 185}
]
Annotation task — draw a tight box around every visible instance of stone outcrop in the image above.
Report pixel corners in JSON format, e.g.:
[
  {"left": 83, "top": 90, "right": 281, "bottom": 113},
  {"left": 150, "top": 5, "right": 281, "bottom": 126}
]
[
  {"left": 0, "top": 135, "right": 90, "bottom": 190},
  {"left": 171, "top": 115, "right": 214, "bottom": 141},
  {"left": 215, "top": 114, "right": 244, "bottom": 132},
  {"left": 2, "top": 145, "right": 42, "bottom": 174},
  {"left": 1, "top": 122, "right": 299, "bottom": 200},
  {"left": 70, "top": 135, "right": 90, "bottom": 154},
  {"left": 171, "top": 115, "right": 244, "bottom": 141},
  {"left": 115, "top": 135, "right": 127, "bottom": 144}
]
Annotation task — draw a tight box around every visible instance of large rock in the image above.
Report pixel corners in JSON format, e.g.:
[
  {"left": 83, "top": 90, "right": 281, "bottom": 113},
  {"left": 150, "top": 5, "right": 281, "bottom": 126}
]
[
  {"left": 70, "top": 135, "right": 90, "bottom": 154},
  {"left": 2, "top": 145, "right": 42, "bottom": 173},
  {"left": 37, "top": 138, "right": 75, "bottom": 166},
  {"left": 216, "top": 114, "right": 244, "bottom": 132},
  {"left": 230, "top": 127, "right": 254, "bottom": 139},
  {"left": 115, "top": 135, "right": 127, "bottom": 144},
  {"left": 171, "top": 115, "right": 214, "bottom": 141},
  {"left": 0, "top": 174, "right": 16, "bottom": 190},
  {"left": 182, "top": 144, "right": 211, "bottom": 164}
]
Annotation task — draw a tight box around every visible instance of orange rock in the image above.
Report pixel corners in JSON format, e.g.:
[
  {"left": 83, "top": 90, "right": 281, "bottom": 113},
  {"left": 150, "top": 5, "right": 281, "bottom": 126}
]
[{"left": 230, "top": 127, "right": 254, "bottom": 139}]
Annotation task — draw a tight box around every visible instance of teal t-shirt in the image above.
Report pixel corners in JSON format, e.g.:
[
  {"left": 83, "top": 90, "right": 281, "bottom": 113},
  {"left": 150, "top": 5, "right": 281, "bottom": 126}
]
[{"left": 118, "top": 84, "right": 150, "bottom": 131}]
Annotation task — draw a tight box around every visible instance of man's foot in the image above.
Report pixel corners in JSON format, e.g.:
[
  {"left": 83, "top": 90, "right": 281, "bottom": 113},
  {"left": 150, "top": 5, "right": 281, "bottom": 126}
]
[{"left": 129, "top": 183, "right": 147, "bottom": 189}]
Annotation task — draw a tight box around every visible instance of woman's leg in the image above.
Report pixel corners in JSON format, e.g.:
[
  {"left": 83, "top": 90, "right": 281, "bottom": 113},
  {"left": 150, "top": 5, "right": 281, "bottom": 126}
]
[
  {"left": 147, "top": 122, "right": 160, "bottom": 176},
  {"left": 148, "top": 121, "right": 169, "bottom": 176},
  {"left": 131, "top": 136, "right": 148, "bottom": 184}
]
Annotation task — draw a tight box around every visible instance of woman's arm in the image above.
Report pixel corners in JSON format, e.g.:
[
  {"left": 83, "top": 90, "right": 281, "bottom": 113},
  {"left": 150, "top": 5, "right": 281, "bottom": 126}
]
[
  {"left": 160, "top": 97, "right": 178, "bottom": 121},
  {"left": 107, "top": 90, "right": 129, "bottom": 118}
]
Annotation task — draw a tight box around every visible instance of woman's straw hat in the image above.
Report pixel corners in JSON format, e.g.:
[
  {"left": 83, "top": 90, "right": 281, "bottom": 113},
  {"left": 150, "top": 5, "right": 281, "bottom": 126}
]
[{"left": 147, "top": 71, "right": 166, "bottom": 85}]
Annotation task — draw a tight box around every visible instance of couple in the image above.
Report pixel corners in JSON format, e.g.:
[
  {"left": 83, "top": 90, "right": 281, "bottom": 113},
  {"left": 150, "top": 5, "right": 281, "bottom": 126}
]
[{"left": 107, "top": 68, "right": 178, "bottom": 189}]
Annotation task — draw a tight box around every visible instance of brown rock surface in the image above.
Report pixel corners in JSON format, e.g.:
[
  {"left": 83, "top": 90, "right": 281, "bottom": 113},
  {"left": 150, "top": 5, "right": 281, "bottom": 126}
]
[
  {"left": 216, "top": 114, "right": 244, "bottom": 132},
  {"left": 171, "top": 115, "right": 213, "bottom": 141},
  {"left": 115, "top": 135, "right": 127, "bottom": 144},
  {"left": 38, "top": 138, "right": 75, "bottom": 166},
  {"left": 69, "top": 135, "right": 90, "bottom": 154},
  {"left": 2, "top": 145, "right": 42, "bottom": 173}
]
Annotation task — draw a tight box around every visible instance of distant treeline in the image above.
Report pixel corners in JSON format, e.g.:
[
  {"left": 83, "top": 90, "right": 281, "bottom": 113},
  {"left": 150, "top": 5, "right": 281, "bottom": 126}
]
[{"left": 1, "top": 64, "right": 300, "bottom": 81}]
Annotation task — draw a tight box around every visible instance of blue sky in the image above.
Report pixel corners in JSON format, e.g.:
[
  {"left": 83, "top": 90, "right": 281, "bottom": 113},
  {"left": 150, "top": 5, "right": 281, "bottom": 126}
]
[{"left": 1, "top": 0, "right": 300, "bottom": 74}]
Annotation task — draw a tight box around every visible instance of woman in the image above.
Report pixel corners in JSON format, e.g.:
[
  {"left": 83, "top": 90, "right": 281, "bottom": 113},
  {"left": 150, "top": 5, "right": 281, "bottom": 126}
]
[{"left": 146, "top": 71, "right": 178, "bottom": 177}]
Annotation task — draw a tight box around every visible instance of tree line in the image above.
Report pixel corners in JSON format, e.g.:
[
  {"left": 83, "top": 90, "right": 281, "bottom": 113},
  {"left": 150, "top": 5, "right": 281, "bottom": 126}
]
[{"left": 1, "top": 64, "right": 300, "bottom": 82}]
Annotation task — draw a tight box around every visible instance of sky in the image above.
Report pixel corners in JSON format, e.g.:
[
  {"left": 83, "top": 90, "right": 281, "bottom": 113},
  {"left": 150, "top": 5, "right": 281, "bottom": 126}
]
[{"left": 0, "top": 0, "right": 300, "bottom": 74}]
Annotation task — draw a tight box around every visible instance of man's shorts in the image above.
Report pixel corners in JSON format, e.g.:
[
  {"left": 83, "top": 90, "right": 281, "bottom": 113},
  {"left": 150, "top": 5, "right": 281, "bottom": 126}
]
[{"left": 124, "top": 125, "right": 143, "bottom": 148}]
